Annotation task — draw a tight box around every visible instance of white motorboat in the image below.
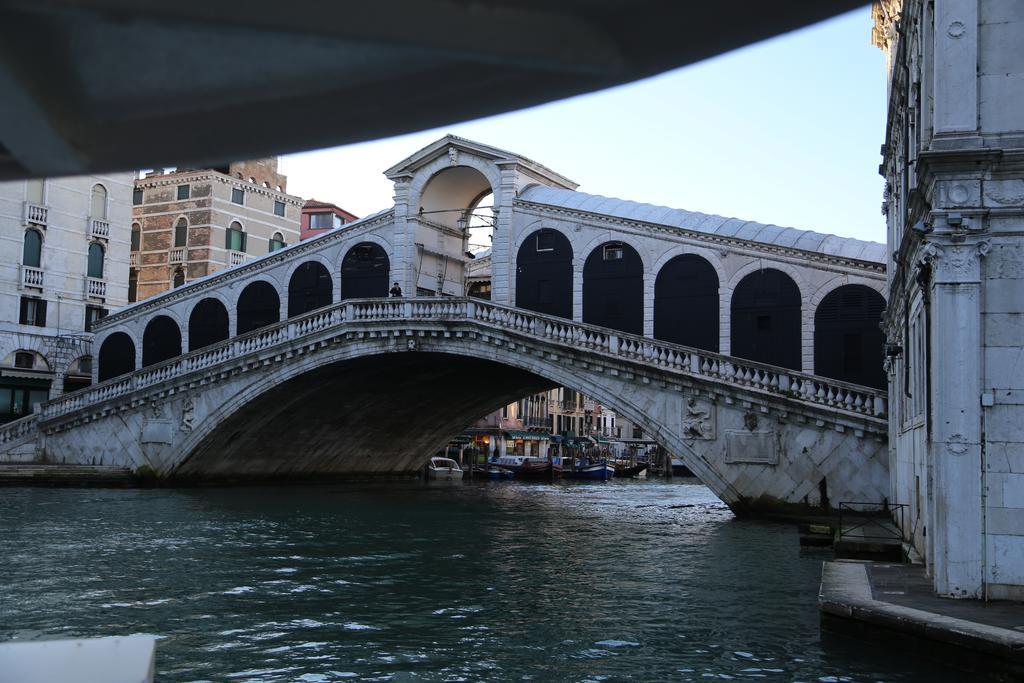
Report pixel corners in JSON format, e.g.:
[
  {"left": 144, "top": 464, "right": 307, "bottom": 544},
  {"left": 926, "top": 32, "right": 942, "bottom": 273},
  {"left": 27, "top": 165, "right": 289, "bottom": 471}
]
[{"left": 427, "top": 456, "right": 464, "bottom": 480}]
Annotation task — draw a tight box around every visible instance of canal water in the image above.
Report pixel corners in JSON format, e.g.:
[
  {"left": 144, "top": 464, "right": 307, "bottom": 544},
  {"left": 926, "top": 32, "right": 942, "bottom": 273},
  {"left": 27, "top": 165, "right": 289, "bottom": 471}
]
[{"left": 1, "top": 480, "right": 950, "bottom": 681}]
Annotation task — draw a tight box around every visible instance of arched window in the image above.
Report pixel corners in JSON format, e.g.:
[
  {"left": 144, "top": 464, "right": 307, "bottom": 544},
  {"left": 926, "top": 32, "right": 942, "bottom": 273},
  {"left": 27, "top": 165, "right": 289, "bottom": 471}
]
[
  {"left": 237, "top": 281, "right": 280, "bottom": 334},
  {"left": 188, "top": 298, "right": 230, "bottom": 351},
  {"left": 142, "top": 316, "right": 182, "bottom": 367},
  {"left": 341, "top": 243, "right": 390, "bottom": 299},
  {"left": 583, "top": 241, "right": 643, "bottom": 334},
  {"left": 128, "top": 270, "right": 138, "bottom": 303},
  {"left": 730, "top": 269, "right": 802, "bottom": 371},
  {"left": 654, "top": 254, "right": 719, "bottom": 351},
  {"left": 515, "top": 229, "right": 572, "bottom": 319},
  {"left": 22, "top": 229, "right": 42, "bottom": 268},
  {"left": 130, "top": 223, "right": 141, "bottom": 251},
  {"left": 98, "top": 332, "right": 136, "bottom": 381},
  {"left": 288, "top": 261, "right": 333, "bottom": 317},
  {"left": 174, "top": 218, "right": 188, "bottom": 247},
  {"left": 87, "top": 243, "right": 104, "bottom": 279},
  {"left": 90, "top": 184, "right": 107, "bottom": 220},
  {"left": 814, "top": 285, "right": 886, "bottom": 389},
  {"left": 172, "top": 268, "right": 185, "bottom": 288},
  {"left": 269, "top": 232, "right": 286, "bottom": 252},
  {"left": 226, "top": 221, "right": 246, "bottom": 252}
]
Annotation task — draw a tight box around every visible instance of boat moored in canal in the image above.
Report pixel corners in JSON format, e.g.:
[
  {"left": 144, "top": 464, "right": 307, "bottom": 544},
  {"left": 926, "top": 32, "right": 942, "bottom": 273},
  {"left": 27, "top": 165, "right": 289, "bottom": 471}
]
[
  {"left": 563, "top": 460, "right": 616, "bottom": 481},
  {"left": 427, "top": 457, "right": 464, "bottom": 480},
  {"left": 490, "top": 454, "right": 562, "bottom": 479}
]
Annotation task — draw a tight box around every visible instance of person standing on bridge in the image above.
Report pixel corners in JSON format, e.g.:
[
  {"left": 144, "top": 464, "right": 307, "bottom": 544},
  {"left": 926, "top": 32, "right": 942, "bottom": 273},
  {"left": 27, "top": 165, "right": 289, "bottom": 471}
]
[{"left": 389, "top": 282, "right": 402, "bottom": 297}]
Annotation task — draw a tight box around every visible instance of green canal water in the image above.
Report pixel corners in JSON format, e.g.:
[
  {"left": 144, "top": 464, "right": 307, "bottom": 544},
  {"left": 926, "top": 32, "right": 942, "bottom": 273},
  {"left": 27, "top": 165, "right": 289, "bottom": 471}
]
[{"left": 1, "top": 480, "right": 951, "bottom": 681}]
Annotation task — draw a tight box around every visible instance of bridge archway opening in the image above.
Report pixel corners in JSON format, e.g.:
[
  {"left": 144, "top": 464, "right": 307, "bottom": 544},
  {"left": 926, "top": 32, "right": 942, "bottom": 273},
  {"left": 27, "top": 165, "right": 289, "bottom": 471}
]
[
  {"left": 98, "top": 333, "right": 136, "bottom": 381},
  {"left": 341, "top": 243, "right": 389, "bottom": 299},
  {"left": 814, "top": 285, "right": 886, "bottom": 389},
  {"left": 189, "top": 298, "right": 230, "bottom": 352},
  {"left": 288, "top": 261, "right": 333, "bottom": 317},
  {"left": 142, "top": 316, "right": 182, "bottom": 367},
  {"left": 515, "top": 228, "right": 572, "bottom": 319},
  {"left": 730, "top": 269, "right": 802, "bottom": 370},
  {"left": 418, "top": 166, "right": 493, "bottom": 233},
  {"left": 175, "top": 351, "right": 724, "bottom": 504},
  {"left": 583, "top": 241, "right": 643, "bottom": 335},
  {"left": 654, "top": 254, "right": 719, "bottom": 351},
  {"left": 237, "top": 281, "right": 281, "bottom": 335}
]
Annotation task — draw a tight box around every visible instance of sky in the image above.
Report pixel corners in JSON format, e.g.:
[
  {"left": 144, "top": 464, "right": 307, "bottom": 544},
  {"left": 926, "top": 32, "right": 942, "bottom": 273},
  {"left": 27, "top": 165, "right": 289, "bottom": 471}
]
[{"left": 281, "top": 7, "right": 888, "bottom": 243}]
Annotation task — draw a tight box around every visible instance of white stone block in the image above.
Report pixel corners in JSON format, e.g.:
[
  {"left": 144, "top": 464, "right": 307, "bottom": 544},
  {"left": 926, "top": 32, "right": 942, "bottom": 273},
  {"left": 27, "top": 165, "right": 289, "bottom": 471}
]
[{"left": 0, "top": 635, "right": 155, "bottom": 683}]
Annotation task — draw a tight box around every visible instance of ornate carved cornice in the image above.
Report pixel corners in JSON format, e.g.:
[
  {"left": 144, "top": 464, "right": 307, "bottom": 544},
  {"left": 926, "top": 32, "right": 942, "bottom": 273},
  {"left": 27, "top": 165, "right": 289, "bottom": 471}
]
[{"left": 135, "top": 170, "right": 305, "bottom": 205}]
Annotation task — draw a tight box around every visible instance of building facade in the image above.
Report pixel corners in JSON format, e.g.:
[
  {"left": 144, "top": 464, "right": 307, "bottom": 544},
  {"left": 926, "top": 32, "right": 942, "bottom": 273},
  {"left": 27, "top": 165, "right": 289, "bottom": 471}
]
[
  {"left": 131, "top": 159, "right": 302, "bottom": 301},
  {"left": 874, "top": 0, "right": 1024, "bottom": 599},
  {"left": 301, "top": 199, "right": 357, "bottom": 242},
  {"left": 0, "top": 174, "right": 132, "bottom": 421}
]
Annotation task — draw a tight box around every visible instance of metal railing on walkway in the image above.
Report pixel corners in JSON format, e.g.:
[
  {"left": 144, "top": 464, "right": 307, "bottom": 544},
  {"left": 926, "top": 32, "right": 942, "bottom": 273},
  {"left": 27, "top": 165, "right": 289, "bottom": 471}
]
[{"left": 837, "top": 501, "right": 907, "bottom": 543}]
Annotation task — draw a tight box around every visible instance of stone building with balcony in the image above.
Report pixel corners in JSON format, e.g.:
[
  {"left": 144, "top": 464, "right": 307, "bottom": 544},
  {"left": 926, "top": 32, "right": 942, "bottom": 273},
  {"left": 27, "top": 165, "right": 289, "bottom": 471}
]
[
  {"left": 0, "top": 174, "right": 132, "bottom": 423},
  {"left": 130, "top": 158, "right": 302, "bottom": 302}
]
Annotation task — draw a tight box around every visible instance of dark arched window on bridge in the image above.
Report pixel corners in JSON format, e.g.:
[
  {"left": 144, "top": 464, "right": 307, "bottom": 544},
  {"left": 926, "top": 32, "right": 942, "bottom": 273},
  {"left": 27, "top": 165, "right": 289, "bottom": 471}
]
[
  {"left": 583, "top": 241, "right": 643, "bottom": 335},
  {"left": 189, "top": 298, "right": 230, "bottom": 352},
  {"left": 515, "top": 228, "right": 572, "bottom": 319},
  {"left": 814, "top": 285, "right": 886, "bottom": 389},
  {"left": 341, "top": 243, "right": 389, "bottom": 299},
  {"left": 289, "top": 261, "right": 333, "bottom": 317},
  {"left": 731, "top": 269, "right": 802, "bottom": 371},
  {"left": 142, "top": 315, "right": 182, "bottom": 367},
  {"left": 237, "top": 280, "right": 281, "bottom": 334},
  {"left": 97, "top": 332, "right": 136, "bottom": 381},
  {"left": 654, "top": 254, "right": 719, "bottom": 351}
]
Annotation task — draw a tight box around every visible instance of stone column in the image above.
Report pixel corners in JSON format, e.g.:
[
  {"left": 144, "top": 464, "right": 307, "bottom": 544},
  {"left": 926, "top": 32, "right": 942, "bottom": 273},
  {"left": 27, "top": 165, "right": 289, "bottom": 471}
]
[
  {"left": 642, "top": 270, "right": 654, "bottom": 338},
  {"left": 390, "top": 176, "right": 414, "bottom": 296},
  {"left": 489, "top": 162, "right": 518, "bottom": 306},
  {"left": 572, "top": 259, "right": 584, "bottom": 323},
  {"left": 933, "top": 0, "right": 979, "bottom": 143},
  {"left": 924, "top": 236, "right": 989, "bottom": 597}
]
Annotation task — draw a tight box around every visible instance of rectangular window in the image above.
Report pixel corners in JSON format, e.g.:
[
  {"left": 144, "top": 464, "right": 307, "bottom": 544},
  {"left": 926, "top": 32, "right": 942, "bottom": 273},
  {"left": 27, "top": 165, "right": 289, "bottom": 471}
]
[
  {"left": 177, "top": 184, "right": 190, "bottom": 200},
  {"left": 274, "top": 200, "right": 286, "bottom": 217},
  {"left": 133, "top": 188, "right": 143, "bottom": 205},
  {"left": 85, "top": 305, "right": 108, "bottom": 333},
  {"left": 603, "top": 244, "right": 624, "bottom": 260},
  {"left": 310, "top": 212, "right": 334, "bottom": 229},
  {"left": 633, "top": 426, "right": 643, "bottom": 439},
  {"left": 231, "top": 188, "right": 244, "bottom": 205},
  {"left": 19, "top": 297, "right": 46, "bottom": 327}
]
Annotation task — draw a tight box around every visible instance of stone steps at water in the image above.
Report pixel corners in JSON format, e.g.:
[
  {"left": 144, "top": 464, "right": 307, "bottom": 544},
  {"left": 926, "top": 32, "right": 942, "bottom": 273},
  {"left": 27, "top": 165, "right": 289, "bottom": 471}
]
[{"left": 0, "top": 463, "right": 135, "bottom": 487}]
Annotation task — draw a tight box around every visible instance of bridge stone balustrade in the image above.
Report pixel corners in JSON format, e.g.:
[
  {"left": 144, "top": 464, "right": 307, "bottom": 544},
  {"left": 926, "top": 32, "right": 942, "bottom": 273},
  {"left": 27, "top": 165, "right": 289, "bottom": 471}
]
[{"left": 4, "top": 297, "right": 888, "bottom": 514}]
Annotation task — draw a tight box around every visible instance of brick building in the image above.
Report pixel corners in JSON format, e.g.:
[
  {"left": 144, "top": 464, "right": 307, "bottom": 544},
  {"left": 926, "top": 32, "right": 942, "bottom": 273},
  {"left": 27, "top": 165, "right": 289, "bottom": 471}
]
[{"left": 130, "top": 159, "right": 302, "bottom": 301}]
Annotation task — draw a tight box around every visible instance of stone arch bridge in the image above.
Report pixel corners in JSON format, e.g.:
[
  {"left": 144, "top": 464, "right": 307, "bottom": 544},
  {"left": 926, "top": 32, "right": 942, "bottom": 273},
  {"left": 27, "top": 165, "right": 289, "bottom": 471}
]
[{"left": 0, "top": 297, "right": 887, "bottom": 513}]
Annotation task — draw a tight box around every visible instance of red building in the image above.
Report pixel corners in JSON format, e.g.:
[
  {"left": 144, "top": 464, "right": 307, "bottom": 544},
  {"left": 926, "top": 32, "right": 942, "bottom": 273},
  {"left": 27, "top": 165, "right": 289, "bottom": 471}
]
[{"left": 300, "top": 199, "right": 357, "bottom": 241}]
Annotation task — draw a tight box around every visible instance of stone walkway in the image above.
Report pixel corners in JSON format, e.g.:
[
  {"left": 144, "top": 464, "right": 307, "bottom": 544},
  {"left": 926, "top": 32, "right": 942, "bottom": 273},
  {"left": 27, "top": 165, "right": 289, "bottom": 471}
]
[{"left": 819, "top": 560, "right": 1024, "bottom": 680}]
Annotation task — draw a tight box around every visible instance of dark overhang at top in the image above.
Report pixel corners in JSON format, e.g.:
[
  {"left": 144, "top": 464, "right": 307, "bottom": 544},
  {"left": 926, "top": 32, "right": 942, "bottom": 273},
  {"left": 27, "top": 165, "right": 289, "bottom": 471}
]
[{"left": 0, "top": 0, "right": 865, "bottom": 180}]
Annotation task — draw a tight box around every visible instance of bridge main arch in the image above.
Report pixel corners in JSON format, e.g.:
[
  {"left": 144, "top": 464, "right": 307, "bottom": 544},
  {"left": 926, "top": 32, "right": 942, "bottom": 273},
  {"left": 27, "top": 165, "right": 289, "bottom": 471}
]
[{"left": 171, "top": 345, "right": 739, "bottom": 504}]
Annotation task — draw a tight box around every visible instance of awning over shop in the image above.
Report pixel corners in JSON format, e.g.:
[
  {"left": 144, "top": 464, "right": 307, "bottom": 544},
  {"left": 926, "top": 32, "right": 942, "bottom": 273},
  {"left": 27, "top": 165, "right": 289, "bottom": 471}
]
[
  {"left": 503, "top": 431, "right": 550, "bottom": 441},
  {"left": 448, "top": 435, "right": 472, "bottom": 444}
]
